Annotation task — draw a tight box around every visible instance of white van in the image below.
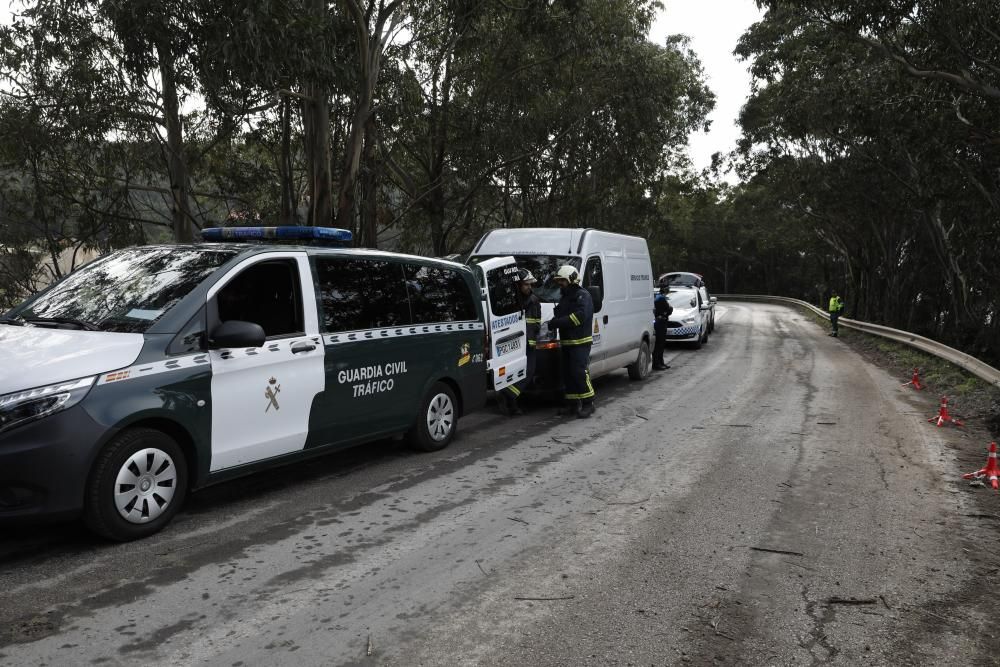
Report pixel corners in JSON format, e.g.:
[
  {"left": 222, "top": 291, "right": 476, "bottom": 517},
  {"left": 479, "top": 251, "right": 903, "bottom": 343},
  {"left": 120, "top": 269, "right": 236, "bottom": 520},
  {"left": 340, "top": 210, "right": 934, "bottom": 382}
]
[{"left": 469, "top": 228, "right": 655, "bottom": 393}]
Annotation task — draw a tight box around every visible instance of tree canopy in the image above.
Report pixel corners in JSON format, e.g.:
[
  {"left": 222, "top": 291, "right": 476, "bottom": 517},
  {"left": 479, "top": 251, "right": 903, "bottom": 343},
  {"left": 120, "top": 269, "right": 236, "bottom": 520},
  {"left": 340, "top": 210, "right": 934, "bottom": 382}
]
[{"left": 0, "top": 0, "right": 713, "bottom": 304}]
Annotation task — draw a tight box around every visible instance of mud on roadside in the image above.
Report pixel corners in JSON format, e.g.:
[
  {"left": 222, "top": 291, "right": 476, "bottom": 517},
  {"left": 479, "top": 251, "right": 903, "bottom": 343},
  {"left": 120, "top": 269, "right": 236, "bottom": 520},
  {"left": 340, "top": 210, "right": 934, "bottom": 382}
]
[{"left": 808, "top": 313, "right": 1000, "bottom": 663}]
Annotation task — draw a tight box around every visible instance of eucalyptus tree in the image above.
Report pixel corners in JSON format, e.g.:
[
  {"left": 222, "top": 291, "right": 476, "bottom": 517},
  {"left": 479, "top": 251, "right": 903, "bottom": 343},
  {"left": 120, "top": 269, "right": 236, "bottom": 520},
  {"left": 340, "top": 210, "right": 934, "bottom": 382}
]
[{"left": 733, "top": 1, "right": 1000, "bottom": 359}]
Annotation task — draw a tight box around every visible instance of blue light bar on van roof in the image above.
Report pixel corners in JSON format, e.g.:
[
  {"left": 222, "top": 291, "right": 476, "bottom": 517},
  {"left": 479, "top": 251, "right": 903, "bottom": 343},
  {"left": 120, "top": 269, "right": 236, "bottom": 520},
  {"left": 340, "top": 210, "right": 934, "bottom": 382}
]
[{"left": 201, "top": 226, "right": 353, "bottom": 245}]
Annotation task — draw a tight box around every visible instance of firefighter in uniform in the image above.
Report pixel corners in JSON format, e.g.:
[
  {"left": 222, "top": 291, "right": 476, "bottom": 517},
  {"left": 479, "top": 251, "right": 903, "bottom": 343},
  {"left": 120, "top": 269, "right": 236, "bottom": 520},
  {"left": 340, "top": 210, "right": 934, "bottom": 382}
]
[
  {"left": 549, "top": 265, "right": 595, "bottom": 418},
  {"left": 498, "top": 269, "right": 542, "bottom": 416}
]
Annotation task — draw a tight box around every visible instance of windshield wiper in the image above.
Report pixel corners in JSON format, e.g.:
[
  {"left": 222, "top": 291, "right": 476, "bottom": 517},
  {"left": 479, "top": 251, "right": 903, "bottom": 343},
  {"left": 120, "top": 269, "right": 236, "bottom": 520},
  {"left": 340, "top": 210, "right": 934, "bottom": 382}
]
[
  {"left": 0, "top": 317, "right": 26, "bottom": 326},
  {"left": 25, "top": 316, "right": 100, "bottom": 331}
]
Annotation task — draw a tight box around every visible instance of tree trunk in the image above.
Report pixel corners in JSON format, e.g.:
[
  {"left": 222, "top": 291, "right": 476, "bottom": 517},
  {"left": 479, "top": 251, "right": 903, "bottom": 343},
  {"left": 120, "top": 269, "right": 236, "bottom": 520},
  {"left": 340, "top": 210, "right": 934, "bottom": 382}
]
[
  {"left": 336, "top": 96, "right": 371, "bottom": 229},
  {"left": 278, "top": 97, "right": 296, "bottom": 226},
  {"left": 157, "top": 42, "right": 194, "bottom": 242},
  {"left": 302, "top": 84, "right": 333, "bottom": 227},
  {"left": 359, "top": 116, "right": 378, "bottom": 247}
]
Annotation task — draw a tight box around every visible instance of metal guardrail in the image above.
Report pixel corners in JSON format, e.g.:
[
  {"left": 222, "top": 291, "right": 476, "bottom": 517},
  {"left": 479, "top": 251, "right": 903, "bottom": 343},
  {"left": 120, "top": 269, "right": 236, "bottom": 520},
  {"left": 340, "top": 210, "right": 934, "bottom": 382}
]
[{"left": 717, "top": 294, "right": 1000, "bottom": 389}]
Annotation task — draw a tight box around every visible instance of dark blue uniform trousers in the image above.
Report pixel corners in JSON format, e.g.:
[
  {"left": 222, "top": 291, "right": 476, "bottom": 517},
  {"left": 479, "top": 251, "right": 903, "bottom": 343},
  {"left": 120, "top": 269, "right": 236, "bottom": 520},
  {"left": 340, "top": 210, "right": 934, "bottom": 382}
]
[{"left": 561, "top": 344, "right": 594, "bottom": 404}]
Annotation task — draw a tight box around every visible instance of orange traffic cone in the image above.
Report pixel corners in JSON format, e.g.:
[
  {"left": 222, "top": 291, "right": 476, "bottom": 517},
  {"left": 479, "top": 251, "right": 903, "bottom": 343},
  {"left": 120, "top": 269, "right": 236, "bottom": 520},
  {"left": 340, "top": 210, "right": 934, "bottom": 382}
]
[
  {"left": 963, "top": 442, "right": 1000, "bottom": 490},
  {"left": 928, "top": 396, "right": 964, "bottom": 428},
  {"left": 902, "top": 367, "right": 923, "bottom": 390}
]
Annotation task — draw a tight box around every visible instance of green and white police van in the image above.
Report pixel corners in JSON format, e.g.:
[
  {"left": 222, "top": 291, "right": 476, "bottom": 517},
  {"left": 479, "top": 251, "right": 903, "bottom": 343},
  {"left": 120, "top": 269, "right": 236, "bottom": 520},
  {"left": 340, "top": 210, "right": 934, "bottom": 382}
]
[{"left": 0, "top": 227, "right": 526, "bottom": 541}]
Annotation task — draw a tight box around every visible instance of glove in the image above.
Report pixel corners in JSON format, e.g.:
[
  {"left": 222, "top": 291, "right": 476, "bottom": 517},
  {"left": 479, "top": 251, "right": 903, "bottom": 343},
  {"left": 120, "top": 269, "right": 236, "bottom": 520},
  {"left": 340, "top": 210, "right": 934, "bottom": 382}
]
[{"left": 547, "top": 318, "right": 559, "bottom": 330}]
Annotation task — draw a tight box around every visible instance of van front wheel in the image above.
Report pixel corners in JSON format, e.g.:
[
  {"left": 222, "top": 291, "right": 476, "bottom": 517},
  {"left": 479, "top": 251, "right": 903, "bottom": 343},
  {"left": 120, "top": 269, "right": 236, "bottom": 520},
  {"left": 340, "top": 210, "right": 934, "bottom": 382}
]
[
  {"left": 84, "top": 428, "right": 188, "bottom": 541},
  {"left": 627, "top": 339, "right": 652, "bottom": 381},
  {"left": 409, "top": 382, "right": 458, "bottom": 452}
]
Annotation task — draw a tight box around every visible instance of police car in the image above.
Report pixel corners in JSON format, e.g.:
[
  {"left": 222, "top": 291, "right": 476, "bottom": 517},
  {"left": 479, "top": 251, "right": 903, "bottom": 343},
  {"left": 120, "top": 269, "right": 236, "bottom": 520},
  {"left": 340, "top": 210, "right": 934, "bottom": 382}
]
[
  {"left": 0, "top": 227, "right": 526, "bottom": 540},
  {"left": 656, "top": 271, "right": 716, "bottom": 334},
  {"left": 662, "top": 287, "right": 711, "bottom": 348}
]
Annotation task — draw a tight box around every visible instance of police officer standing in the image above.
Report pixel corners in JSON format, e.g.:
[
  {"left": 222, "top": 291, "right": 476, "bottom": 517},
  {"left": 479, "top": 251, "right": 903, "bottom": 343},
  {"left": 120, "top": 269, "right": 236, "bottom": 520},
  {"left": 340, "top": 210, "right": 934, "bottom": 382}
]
[
  {"left": 653, "top": 285, "right": 673, "bottom": 370},
  {"left": 498, "top": 269, "right": 541, "bottom": 416},
  {"left": 828, "top": 290, "right": 844, "bottom": 337},
  {"left": 548, "top": 265, "right": 595, "bottom": 418}
]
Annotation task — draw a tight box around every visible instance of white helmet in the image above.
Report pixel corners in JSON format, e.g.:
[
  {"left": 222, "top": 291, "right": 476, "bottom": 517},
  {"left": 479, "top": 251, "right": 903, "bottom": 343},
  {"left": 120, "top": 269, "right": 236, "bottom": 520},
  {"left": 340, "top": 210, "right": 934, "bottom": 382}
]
[
  {"left": 555, "top": 265, "right": 580, "bottom": 284},
  {"left": 517, "top": 268, "right": 537, "bottom": 284}
]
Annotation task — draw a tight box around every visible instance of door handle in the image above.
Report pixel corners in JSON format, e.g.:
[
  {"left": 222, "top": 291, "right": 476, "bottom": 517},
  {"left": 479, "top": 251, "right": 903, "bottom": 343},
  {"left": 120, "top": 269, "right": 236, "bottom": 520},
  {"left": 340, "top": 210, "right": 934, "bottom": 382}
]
[
  {"left": 603, "top": 315, "right": 609, "bottom": 324},
  {"left": 291, "top": 341, "right": 316, "bottom": 354}
]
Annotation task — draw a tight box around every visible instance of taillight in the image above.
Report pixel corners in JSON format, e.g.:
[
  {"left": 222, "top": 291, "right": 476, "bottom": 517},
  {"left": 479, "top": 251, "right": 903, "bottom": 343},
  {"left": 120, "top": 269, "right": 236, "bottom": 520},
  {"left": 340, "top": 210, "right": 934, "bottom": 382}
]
[{"left": 535, "top": 341, "right": 560, "bottom": 350}]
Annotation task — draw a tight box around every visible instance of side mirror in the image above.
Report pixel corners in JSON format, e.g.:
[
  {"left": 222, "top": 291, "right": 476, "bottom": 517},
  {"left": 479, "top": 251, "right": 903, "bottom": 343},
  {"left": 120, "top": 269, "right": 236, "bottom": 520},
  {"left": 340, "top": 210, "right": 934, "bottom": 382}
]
[
  {"left": 587, "top": 286, "right": 603, "bottom": 313},
  {"left": 710, "top": 296, "right": 718, "bottom": 304},
  {"left": 209, "top": 320, "right": 266, "bottom": 349},
  {"left": 699, "top": 304, "right": 712, "bottom": 311}
]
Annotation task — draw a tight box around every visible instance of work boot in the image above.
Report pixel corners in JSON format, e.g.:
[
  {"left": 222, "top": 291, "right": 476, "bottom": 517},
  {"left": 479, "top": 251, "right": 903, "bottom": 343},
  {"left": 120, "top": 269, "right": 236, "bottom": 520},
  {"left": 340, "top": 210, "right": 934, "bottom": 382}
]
[
  {"left": 511, "top": 399, "right": 525, "bottom": 416},
  {"left": 556, "top": 400, "right": 577, "bottom": 417},
  {"left": 576, "top": 401, "right": 595, "bottom": 419},
  {"left": 496, "top": 392, "right": 512, "bottom": 416}
]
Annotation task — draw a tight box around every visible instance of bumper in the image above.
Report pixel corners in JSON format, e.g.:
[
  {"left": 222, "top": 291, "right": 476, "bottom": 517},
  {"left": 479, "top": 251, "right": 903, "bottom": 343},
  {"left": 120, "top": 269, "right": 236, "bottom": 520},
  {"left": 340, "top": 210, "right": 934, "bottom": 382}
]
[
  {"left": 666, "top": 325, "right": 700, "bottom": 339},
  {"left": 0, "top": 405, "right": 110, "bottom": 522}
]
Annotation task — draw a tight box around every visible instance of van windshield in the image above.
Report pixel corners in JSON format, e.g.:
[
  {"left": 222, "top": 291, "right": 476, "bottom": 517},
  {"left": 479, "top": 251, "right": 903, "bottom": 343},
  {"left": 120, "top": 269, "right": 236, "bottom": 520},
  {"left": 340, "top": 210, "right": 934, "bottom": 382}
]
[
  {"left": 4, "top": 246, "right": 239, "bottom": 333},
  {"left": 469, "top": 255, "right": 581, "bottom": 303}
]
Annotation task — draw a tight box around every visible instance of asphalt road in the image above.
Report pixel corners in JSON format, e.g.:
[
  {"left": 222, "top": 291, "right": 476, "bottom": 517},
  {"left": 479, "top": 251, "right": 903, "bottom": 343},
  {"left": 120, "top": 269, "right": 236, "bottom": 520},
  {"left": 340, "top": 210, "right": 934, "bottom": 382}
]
[{"left": 1, "top": 302, "right": 998, "bottom": 666}]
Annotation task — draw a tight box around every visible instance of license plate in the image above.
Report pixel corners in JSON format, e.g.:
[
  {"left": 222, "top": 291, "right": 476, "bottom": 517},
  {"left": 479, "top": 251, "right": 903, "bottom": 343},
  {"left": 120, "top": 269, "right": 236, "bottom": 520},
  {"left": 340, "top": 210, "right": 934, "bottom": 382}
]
[{"left": 496, "top": 338, "right": 521, "bottom": 356}]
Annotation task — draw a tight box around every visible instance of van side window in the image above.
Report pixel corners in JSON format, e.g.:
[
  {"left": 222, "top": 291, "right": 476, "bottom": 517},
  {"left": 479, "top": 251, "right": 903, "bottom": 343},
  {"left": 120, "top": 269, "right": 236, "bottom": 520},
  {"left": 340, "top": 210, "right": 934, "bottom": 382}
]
[
  {"left": 404, "top": 264, "right": 477, "bottom": 323},
  {"left": 217, "top": 260, "right": 303, "bottom": 338},
  {"left": 315, "top": 258, "right": 409, "bottom": 332},
  {"left": 583, "top": 256, "right": 604, "bottom": 294},
  {"left": 484, "top": 266, "right": 521, "bottom": 317}
]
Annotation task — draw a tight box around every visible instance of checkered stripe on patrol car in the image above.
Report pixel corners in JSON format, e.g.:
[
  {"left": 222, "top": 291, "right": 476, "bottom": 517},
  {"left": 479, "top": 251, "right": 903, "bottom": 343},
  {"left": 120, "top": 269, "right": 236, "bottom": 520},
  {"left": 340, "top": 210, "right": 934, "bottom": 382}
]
[
  {"left": 323, "top": 321, "right": 485, "bottom": 346},
  {"left": 666, "top": 325, "right": 700, "bottom": 336},
  {"left": 95, "top": 336, "right": 324, "bottom": 385}
]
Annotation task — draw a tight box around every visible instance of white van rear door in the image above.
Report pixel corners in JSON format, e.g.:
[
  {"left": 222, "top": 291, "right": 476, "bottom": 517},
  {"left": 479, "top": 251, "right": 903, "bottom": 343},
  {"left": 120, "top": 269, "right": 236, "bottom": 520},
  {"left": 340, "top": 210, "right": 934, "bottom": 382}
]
[{"left": 475, "top": 257, "right": 528, "bottom": 392}]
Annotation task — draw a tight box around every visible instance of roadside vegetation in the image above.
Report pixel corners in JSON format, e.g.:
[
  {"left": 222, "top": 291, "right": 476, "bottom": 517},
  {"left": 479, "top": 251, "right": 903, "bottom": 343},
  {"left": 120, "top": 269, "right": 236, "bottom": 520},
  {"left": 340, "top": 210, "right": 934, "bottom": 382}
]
[{"left": 798, "top": 308, "right": 1000, "bottom": 438}]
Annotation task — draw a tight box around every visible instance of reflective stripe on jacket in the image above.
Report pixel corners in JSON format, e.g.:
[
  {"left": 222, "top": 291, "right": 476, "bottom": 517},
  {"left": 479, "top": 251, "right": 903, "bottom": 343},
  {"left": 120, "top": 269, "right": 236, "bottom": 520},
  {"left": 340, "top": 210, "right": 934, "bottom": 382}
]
[
  {"left": 522, "top": 291, "right": 542, "bottom": 348},
  {"left": 829, "top": 296, "right": 844, "bottom": 313}
]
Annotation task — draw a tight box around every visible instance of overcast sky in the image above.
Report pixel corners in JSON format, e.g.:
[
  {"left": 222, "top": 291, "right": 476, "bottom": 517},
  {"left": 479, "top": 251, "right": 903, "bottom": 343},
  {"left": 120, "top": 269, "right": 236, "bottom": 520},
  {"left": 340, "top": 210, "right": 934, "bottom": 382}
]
[
  {"left": 651, "top": 0, "right": 764, "bottom": 177},
  {"left": 1, "top": 1, "right": 763, "bottom": 178}
]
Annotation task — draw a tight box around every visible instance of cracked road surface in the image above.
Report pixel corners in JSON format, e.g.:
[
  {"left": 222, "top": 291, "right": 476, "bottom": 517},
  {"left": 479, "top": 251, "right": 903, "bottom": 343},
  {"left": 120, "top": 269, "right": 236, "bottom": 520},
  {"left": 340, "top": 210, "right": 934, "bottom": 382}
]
[{"left": 1, "top": 302, "right": 998, "bottom": 665}]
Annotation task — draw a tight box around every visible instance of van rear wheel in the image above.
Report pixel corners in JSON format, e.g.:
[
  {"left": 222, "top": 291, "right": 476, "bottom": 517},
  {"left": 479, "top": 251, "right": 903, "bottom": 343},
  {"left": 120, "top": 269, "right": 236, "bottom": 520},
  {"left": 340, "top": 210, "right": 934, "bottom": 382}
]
[
  {"left": 409, "top": 382, "right": 458, "bottom": 452},
  {"left": 627, "top": 339, "right": 652, "bottom": 381},
  {"left": 84, "top": 428, "right": 188, "bottom": 541}
]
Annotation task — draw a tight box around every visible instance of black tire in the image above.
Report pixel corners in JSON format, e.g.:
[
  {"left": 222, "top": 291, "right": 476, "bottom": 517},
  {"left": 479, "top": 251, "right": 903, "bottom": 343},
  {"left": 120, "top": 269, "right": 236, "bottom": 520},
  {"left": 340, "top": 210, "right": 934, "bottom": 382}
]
[
  {"left": 627, "top": 339, "right": 652, "bottom": 381},
  {"left": 691, "top": 327, "right": 703, "bottom": 350},
  {"left": 408, "top": 382, "right": 458, "bottom": 452},
  {"left": 84, "top": 428, "right": 188, "bottom": 542}
]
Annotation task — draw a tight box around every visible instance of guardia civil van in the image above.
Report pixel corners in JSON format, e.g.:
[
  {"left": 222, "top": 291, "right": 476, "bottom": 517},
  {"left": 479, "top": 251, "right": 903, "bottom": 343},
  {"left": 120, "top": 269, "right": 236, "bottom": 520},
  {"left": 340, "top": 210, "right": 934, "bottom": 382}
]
[
  {"left": 469, "top": 228, "right": 655, "bottom": 394},
  {"left": 0, "top": 227, "right": 527, "bottom": 540}
]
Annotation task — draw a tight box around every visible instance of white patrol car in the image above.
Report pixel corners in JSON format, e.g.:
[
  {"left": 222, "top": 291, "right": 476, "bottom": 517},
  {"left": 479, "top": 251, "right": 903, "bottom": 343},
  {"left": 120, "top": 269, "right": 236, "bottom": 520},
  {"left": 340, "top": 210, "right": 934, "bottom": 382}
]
[
  {"left": 657, "top": 271, "right": 717, "bottom": 334},
  {"left": 0, "top": 227, "right": 527, "bottom": 540},
  {"left": 662, "top": 287, "right": 712, "bottom": 348}
]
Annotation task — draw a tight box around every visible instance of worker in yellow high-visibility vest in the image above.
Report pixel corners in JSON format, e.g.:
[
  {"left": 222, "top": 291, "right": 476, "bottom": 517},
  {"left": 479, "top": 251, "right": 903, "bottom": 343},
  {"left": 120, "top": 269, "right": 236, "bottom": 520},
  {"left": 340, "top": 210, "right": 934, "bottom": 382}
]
[{"left": 828, "top": 290, "right": 844, "bottom": 337}]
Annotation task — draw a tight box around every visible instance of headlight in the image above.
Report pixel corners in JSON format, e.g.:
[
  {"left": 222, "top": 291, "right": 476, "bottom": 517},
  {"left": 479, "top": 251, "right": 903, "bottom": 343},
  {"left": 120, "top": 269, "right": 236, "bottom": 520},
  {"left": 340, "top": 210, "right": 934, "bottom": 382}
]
[
  {"left": 683, "top": 316, "right": 696, "bottom": 325},
  {"left": 0, "top": 376, "right": 96, "bottom": 434}
]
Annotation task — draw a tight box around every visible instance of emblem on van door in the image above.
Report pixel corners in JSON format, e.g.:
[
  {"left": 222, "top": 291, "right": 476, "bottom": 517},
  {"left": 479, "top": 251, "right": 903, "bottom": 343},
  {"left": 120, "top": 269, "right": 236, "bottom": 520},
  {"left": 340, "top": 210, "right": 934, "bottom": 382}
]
[
  {"left": 265, "top": 377, "right": 281, "bottom": 412},
  {"left": 458, "top": 343, "right": 471, "bottom": 367}
]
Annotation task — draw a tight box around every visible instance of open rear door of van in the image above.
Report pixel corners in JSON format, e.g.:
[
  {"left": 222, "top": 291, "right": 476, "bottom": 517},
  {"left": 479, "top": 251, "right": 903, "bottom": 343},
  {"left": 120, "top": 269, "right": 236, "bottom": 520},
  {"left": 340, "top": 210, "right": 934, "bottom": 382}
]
[{"left": 475, "top": 257, "right": 528, "bottom": 392}]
